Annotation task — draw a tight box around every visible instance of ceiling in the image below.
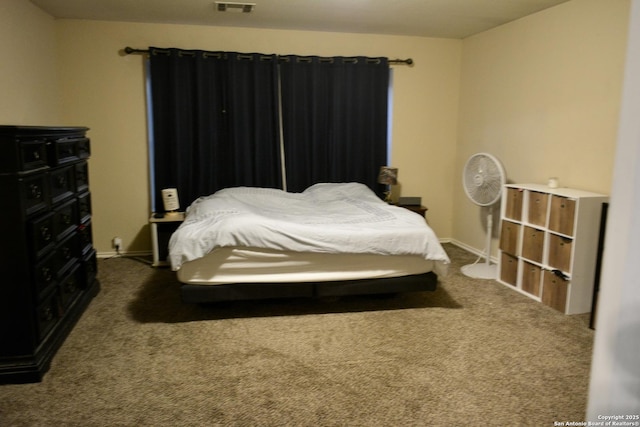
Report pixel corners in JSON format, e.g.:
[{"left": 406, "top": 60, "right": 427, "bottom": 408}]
[{"left": 30, "top": 0, "right": 571, "bottom": 39}]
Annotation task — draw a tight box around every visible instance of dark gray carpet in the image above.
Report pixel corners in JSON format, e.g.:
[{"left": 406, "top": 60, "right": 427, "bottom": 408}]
[{"left": 0, "top": 244, "right": 593, "bottom": 426}]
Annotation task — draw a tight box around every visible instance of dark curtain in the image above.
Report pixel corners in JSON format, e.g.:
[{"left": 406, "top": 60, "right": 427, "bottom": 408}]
[
  {"left": 149, "top": 48, "right": 281, "bottom": 212},
  {"left": 279, "top": 56, "right": 389, "bottom": 193}
]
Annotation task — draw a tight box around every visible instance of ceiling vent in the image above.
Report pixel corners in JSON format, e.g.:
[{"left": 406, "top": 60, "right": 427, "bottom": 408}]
[{"left": 215, "top": 2, "right": 255, "bottom": 13}]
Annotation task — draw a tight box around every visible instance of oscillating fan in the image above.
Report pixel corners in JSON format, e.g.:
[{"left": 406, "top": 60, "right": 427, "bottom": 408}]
[{"left": 461, "top": 153, "right": 506, "bottom": 279}]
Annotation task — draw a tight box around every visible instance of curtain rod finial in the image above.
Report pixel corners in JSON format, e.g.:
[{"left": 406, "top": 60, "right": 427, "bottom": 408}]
[{"left": 121, "top": 47, "right": 149, "bottom": 56}]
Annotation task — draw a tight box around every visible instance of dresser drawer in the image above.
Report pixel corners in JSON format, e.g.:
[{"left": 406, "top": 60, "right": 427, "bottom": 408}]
[
  {"left": 50, "top": 165, "right": 76, "bottom": 205},
  {"left": 81, "top": 249, "right": 98, "bottom": 286},
  {"left": 19, "top": 140, "right": 49, "bottom": 171},
  {"left": 36, "top": 288, "right": 61, "bottom": 342},
  {"left": 75, "top": 161, "right": 89, "bottom": 193},
  {"left": 78, "top": 220, "right": 93, "bottom": 255},
  {"left": 0, "top": 137, "right": 49, "bottom": 173},
  {"left": 46, "top": 136, "right": 90, "bottom": 166},
  {"left": 53, "top": 198, "right": 78, "bottom": 242},
  {"left": 59, "top": 264, "right": 83, "bottom": 309},
  {"left": 34, "top": 252, "right": 58, "bottom": 295},
  {"left": 77, "top": 191, "right": 92, "bottom": 223},
  {"left": 20, "top": 173, "right": 49, "bottom": 216},
  {"left": 77, "top": 138, "right": 91, "bottom": 159},
  {"left": 48, "top": 137, "right": 79, "bottom": 166},
  {"left": 29, "top": 212, "right": 56, "bottom": 259},
  {"left": 55, "top": 232, "right": 79, "bottom": 278}
]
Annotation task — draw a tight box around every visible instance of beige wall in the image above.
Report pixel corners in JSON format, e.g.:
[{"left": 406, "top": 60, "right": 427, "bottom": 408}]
[
  {"left": 4, "top": 0, "right": 630, "bottom": 258},
  {"left": 0, "top": 0, "right": 59, "bottom": 124},
  {"left": 54, "top": 20, "right": 461, "bottom": 254},
  {"left": 454, "top": 0, "right": 630, "bottom": 255}
]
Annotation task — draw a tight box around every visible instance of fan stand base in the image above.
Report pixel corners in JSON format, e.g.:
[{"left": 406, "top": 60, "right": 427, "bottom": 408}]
[{"left": 461, "top": 263, "right": 497, "bottom": 280}]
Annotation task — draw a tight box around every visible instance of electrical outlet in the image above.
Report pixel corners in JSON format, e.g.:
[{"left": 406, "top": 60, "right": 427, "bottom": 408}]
[{"left": 113, "top": 237, "right": 123, "bottom": 250}]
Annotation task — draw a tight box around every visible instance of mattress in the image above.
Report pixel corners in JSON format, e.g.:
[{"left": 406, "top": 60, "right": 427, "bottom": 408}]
[
  {"left": 177, "top": 246, "right": 444, "bottom": 285},
  {"left": 169, "top": 183, "right": 451, "bottom": 273}
]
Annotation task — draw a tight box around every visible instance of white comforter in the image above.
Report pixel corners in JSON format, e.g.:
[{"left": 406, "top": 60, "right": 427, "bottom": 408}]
[{"left": 168, "top": 183, "right": 450, "bottom": 274}]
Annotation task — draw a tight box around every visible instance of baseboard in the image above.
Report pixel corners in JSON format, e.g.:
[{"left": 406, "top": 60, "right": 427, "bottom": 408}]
[
  {"left": 448, "top": 238, "right": 498, "bottom": 264},
  {"left": 97, "top": 250, "right": 152, "bottom": 259}
]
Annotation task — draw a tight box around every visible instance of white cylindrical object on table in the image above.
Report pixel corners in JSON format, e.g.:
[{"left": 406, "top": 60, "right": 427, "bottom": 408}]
[{"left": 162, "top": 188, "right": 180, "bottom": 211}]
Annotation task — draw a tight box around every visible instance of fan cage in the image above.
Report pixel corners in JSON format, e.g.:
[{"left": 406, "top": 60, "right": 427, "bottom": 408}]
[{"left": 463, "top": 153, "right": 506, "bottom": 206}]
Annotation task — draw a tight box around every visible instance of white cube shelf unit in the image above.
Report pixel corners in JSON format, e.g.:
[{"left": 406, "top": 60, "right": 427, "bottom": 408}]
[{"left": 497, "top": 184, "right": 608, "bottom": 314}]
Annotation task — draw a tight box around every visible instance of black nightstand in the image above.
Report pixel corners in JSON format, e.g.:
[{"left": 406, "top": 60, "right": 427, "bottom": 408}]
[{"left": 398, "top": 204, "right": 428, "bottom": 218}]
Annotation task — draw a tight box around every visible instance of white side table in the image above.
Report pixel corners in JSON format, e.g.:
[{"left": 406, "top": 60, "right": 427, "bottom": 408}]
[{"left": 149, "top": 212, "right": 185, "bottom": 267}]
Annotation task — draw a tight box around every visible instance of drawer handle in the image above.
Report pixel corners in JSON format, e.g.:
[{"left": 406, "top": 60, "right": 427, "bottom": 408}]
[
  {"left": 29, "top": 184, "right": 42, "bottom": 199},
  {"left": 40, "top": 226, "right": 52, "bottom": 242},
  {"left": 64, "top": 280, "right": 77, "bottom": 294},
  {"left": 41, "top": 267, "right": 53, "bottom": 283},
  {"left": 56, "top": 175, "right": 66, "bottom": 187},
  {"left": 41, "top": 306, "right": 54, "bottom": 322}
]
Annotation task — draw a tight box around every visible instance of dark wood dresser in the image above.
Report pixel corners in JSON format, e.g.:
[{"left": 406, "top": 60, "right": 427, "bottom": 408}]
[{"left": 0, "top": 125, "right": 99, "bottom": 384}]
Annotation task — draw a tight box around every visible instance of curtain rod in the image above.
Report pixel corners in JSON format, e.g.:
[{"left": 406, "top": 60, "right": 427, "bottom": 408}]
[{"left": 122, "top": 47, "right": 413, "bottom": 65}]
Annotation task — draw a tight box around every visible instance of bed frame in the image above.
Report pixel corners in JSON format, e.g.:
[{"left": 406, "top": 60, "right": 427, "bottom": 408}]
[{"left": 180, "top": 271, "right": 438, "bottom": 303}]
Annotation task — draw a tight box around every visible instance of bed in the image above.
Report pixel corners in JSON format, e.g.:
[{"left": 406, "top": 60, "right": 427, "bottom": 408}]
[{"left": 168, "top": 182, "right": 450, "bottom": 303}]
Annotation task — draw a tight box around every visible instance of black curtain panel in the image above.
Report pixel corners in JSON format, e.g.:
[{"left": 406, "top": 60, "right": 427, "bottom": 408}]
[
  {"left": 148, "top": 48, "right": 282, "bottom": 212},
  {"left": 279, "top": 56, "right": 389, "bottom": 193},
  {"left": 149, "top": 48, "right": 390, "bottom": 211},
  {"left": 224, "top": 53, "right": 282, "bottom": 189}
]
